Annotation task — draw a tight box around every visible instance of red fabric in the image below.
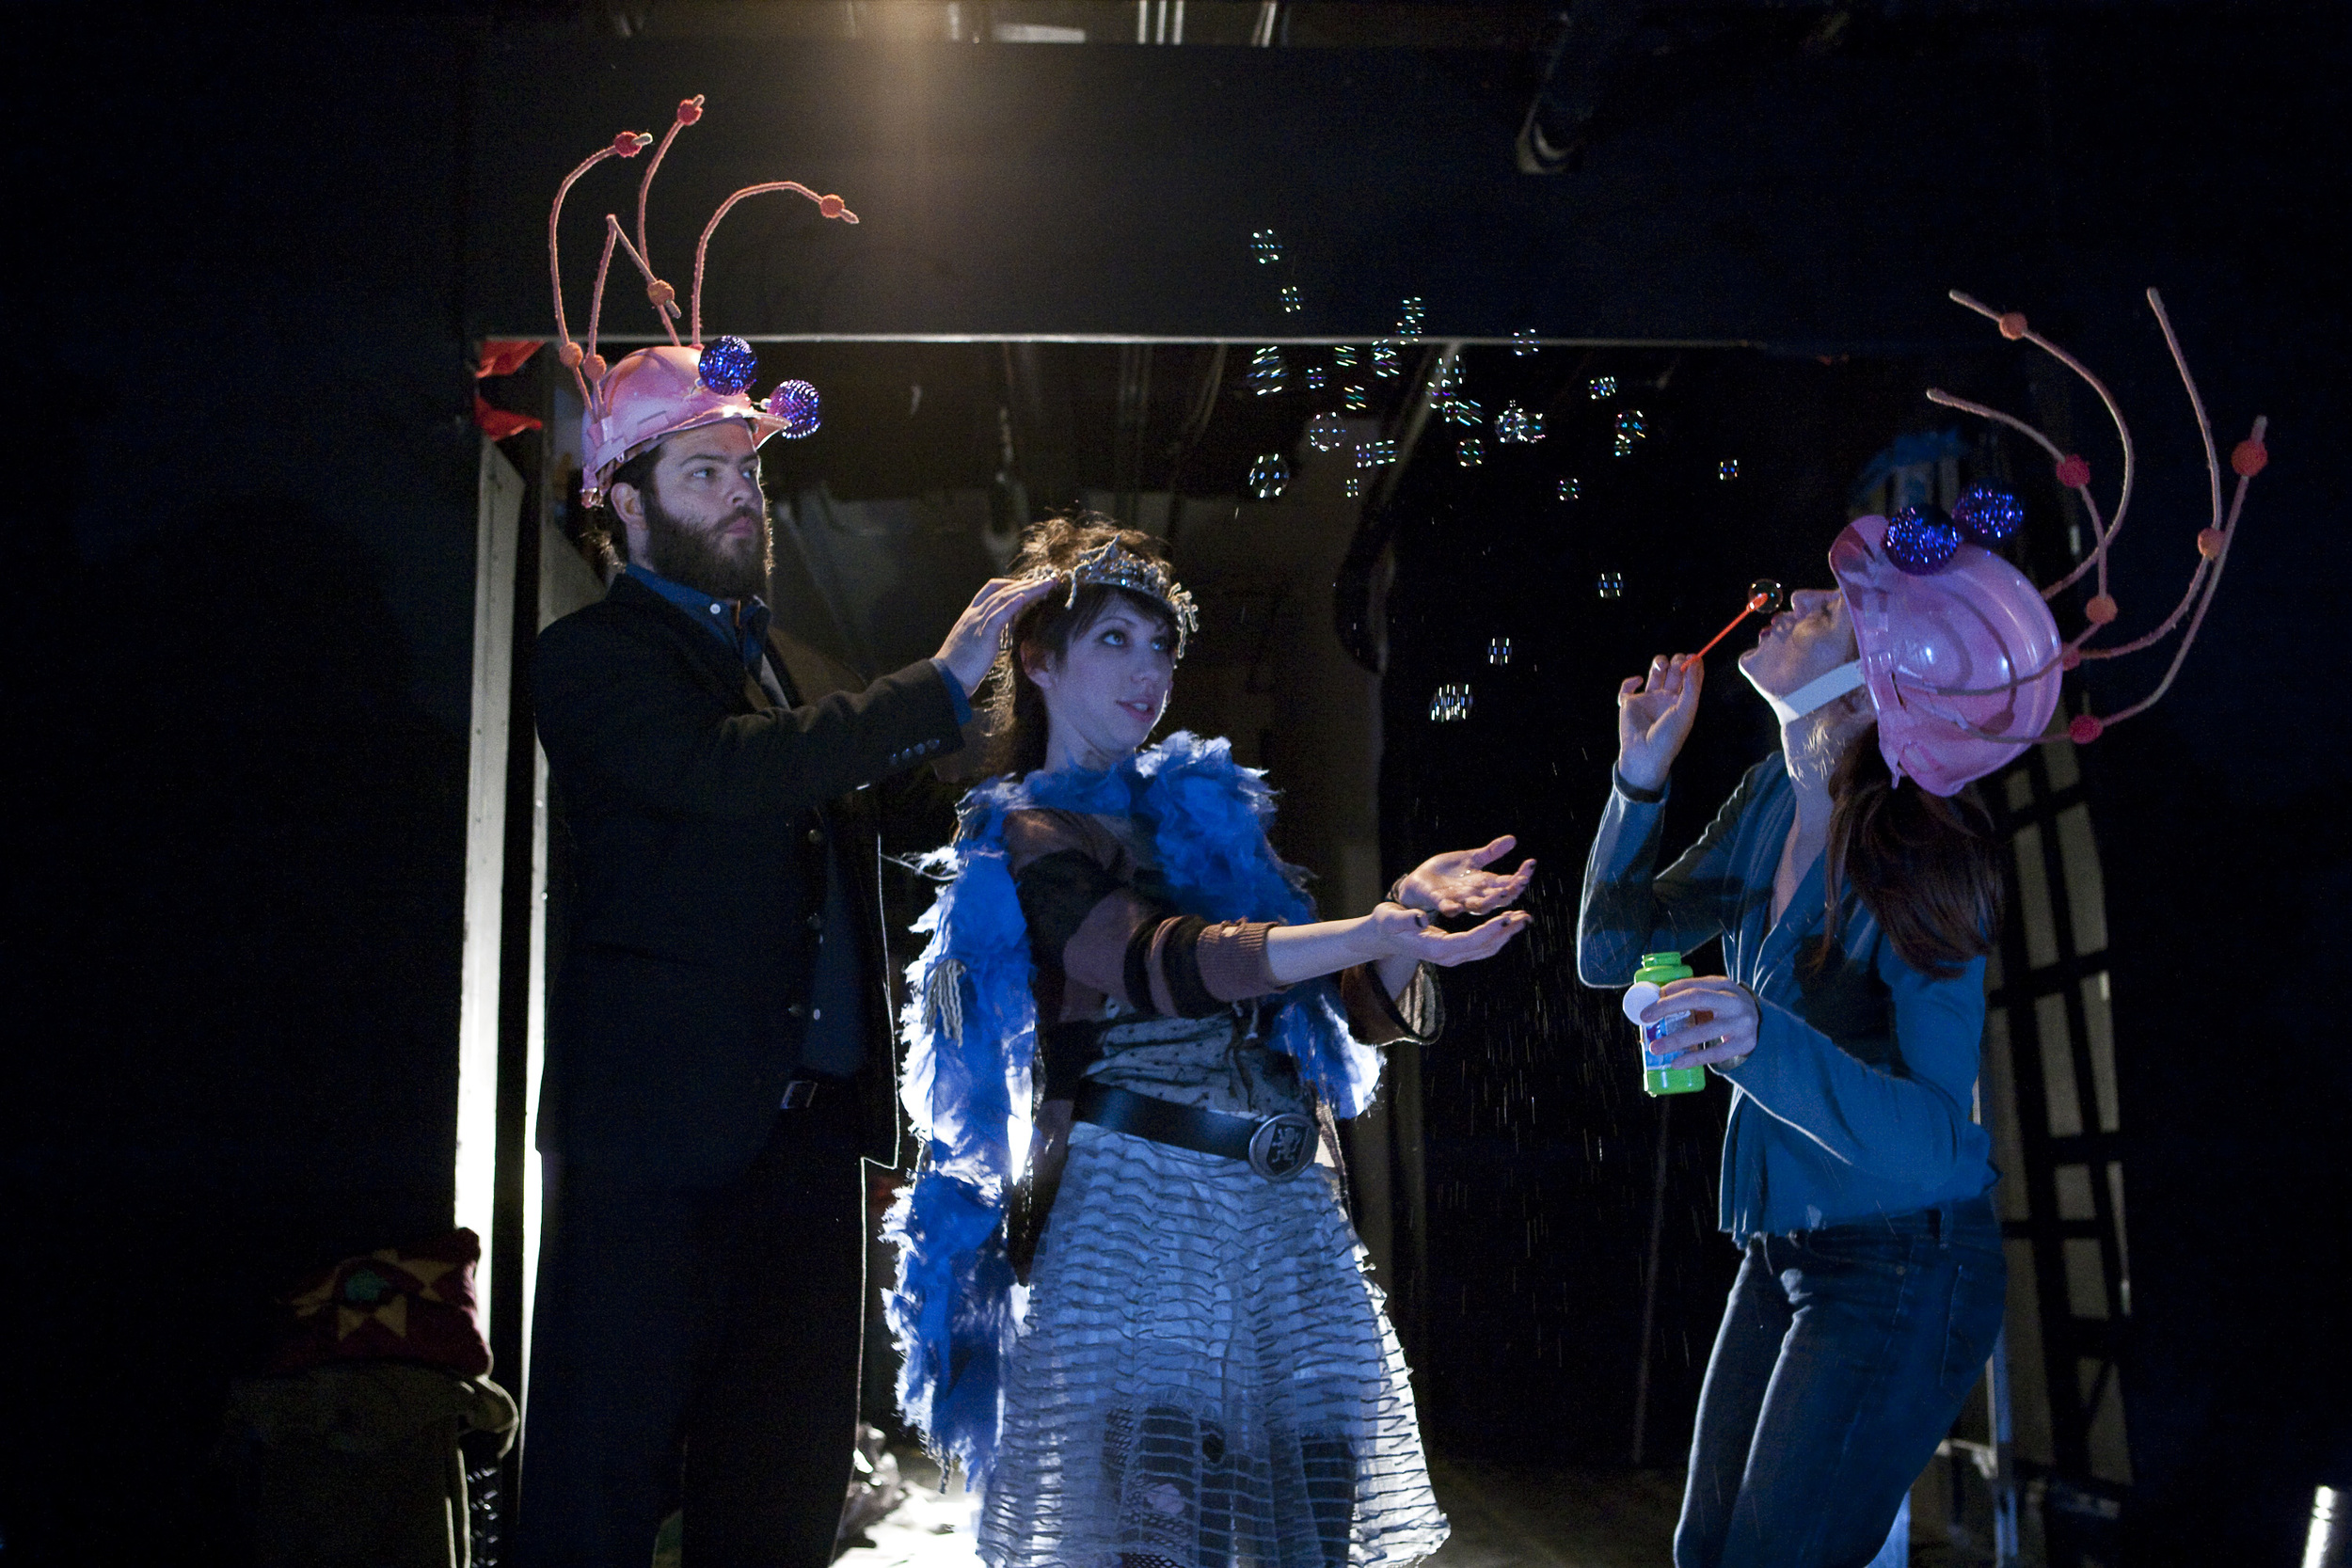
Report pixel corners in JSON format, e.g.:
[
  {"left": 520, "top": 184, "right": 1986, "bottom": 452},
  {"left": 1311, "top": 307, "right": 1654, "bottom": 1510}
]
[
  {"left": 472, "top": 392, "right": 544, "bottom": 440},
  {"left": 475, "top": 339, "right": 544, "bottom": 379},
  {"left": 271, "top": 1228, "right": 492, "bottom": 1376}
]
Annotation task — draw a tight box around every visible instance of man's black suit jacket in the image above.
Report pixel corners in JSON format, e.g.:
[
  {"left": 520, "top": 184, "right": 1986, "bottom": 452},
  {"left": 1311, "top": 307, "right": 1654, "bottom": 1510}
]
[{"left": 533, "top": 572, "right": 968, "bottom": 1184}]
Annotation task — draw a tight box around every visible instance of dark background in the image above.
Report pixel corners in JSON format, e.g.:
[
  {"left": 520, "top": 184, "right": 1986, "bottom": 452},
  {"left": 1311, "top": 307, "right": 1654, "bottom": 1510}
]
[{"left": 5, "top": 4, "right": 2345, "bottom": 1562}]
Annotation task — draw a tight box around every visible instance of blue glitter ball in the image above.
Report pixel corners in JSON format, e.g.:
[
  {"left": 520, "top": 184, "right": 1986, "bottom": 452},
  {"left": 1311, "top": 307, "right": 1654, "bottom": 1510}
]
[
  {"left": 1950, "top": 484, "right": 2025, "bottom": 545},
  {"left": 697, "top": 336, "right": 759, "bottom": 395},
  {"left": 1884, "top": 504, "right": 1963, "bottom": 574},
  {"left": 765, "top": 379, "right": 822, "bottom": 438}
]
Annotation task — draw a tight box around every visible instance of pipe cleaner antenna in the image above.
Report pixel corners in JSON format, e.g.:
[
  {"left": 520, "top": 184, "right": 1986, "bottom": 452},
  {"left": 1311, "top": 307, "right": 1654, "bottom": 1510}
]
[
  {"left": 548, "top": 131, "right": 653, "bottom": 404},
  {"left": 633, "top": 95, "right": 705, "bottom": 335},
  {"left": 690, "top": 182, "right": 859, "bottom": 348},
  {"left": 1925, "top": 289, "right": 2266, "bottom": 741}
]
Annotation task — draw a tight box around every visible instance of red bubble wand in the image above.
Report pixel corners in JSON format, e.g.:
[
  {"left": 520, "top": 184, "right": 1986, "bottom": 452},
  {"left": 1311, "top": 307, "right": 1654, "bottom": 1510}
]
[{"left": 1692, "top": 579, "right": 1786, "bottom": 659}]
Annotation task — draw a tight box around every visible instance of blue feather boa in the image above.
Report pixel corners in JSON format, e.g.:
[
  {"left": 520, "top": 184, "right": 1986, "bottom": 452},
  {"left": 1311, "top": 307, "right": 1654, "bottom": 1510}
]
[{"left": 882, "top": 732, "right": 1382, "bottom": 1487}]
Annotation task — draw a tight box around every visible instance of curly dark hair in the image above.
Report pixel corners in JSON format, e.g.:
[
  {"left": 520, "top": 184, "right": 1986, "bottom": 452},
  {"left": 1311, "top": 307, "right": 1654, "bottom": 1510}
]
[{"left": 981, "top": 511, "right": 1183, "bottom": 777}]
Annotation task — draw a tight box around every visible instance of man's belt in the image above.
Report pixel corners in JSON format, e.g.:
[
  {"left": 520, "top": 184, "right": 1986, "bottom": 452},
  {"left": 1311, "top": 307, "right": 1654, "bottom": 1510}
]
[{"left": 1071, "top": 1081, "right": 1318, "bottom": 1181}]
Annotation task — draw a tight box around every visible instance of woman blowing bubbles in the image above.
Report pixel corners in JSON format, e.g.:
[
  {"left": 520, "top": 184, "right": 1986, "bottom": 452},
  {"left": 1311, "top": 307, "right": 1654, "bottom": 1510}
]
[
  {"left": 1581, "top": 519, "right": 2040, "bottom": 1565},
  {"left": 888, "top": 514, "right": 1531, "bottom": 1568}
]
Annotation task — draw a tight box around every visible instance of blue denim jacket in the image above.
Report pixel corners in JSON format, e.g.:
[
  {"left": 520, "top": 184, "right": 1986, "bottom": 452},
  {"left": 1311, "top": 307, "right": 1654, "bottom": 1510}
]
[{"left": 1579, "top": 757, "right": 1997, "bottom": 1243}]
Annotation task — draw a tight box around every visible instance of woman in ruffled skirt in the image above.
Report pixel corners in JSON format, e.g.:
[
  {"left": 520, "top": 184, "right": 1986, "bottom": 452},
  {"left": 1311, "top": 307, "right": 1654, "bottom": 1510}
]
[{"left": 886, "top": 515, "right": 1532, "bottom": 1568}]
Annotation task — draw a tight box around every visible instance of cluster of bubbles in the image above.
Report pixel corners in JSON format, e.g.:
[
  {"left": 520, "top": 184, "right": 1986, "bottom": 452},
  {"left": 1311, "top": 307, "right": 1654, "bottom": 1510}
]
[
  {"left": 1248, "top": 346, "right": 1287, "bottom": 396},
  {"left": 1589, "top": 376, "right": 1617, "bottom": 400},
  {"left": 1457, "top": 437, "right": 1485, "bottom": 467},
  {"left": 1718, "top": 458, "right": 1740, "bottom": 481},
  {"left": 1373, "top": 341, "right": 1400, "bottom": 378},
  {"left": 1428, "top": 683, "right": 1474, "bottom": 721},
  {"left": 1613, "top": 408, "right": 1648, "bottom": 457},
  {"left": 1248, "top": 452, "right": 1291, "bottom": 500},
  {"left": 1487, "top": 637, "right": 1512, "bottom": 665},
  {"left": 1397, "top": 297, "right": 1427, "bottom": 336},
  {"left": 1496, "top": 401, "right": 1545, "bottom": 444},
  {"left": 1597, "top": 571, "right": 1625, "bottom": 599}
]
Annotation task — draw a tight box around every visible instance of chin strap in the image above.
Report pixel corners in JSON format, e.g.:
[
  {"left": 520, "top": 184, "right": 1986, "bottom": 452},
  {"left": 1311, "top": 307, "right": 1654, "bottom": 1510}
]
[{"left": 1755, "top": 659, "right": 1866, "bottom": 725}]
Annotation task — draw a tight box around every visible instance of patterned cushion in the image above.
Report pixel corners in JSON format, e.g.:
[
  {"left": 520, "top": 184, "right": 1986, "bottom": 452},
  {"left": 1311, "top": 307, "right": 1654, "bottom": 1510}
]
[{"left": 272, "top": 1228, "right": 491, "bottom": 1377}]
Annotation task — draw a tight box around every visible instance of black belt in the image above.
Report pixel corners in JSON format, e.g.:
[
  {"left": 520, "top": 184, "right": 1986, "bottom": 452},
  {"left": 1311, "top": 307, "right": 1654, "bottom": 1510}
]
[{"left": 1072, "top": 1081, "right": 1318, "bottom": 1180}]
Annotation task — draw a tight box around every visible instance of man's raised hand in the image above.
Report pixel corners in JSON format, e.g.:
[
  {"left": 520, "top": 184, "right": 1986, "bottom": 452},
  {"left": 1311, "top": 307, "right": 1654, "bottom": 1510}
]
[{"left": 937, "top": 575, "right": 1059, "bottom": 696}]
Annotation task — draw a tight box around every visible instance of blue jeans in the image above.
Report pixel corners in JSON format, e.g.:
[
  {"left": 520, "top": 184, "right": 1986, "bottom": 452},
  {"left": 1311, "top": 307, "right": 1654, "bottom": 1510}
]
[{"left": 1676, "top": 1197, "right": 2007, "bottom": 1568}]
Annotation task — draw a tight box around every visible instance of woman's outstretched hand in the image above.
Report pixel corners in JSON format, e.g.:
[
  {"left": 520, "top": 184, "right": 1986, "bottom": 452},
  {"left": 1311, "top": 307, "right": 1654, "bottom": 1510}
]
[
  {"left": 1616, "top": 653, "right": 1703, "bottom": 794},
  {"left": 1642, "top": 976, "right": 1758, "bottom": 1069},
  {"left": 1392, "top": 835, "right": 1534, "bottom": 918},
  {"left": 1364, "top": 902, "right": 1531, "bottom": 968}
]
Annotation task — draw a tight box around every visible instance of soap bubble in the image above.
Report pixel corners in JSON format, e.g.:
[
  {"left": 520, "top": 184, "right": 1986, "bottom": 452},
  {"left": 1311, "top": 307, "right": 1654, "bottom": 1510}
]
[
  {"left": 1250, "top": 229, "right": 1283, "bottom": 265},
  {"left": 1613, "top": 408, "right": 1647, "bottom": 457},
  {"left": 1597, "top": 571, "right": 1625, "bottom": 599},
  {"left": 1589, "top": 376, "right": 1617, "bottom": 400},
  {"left": 1355, "top": 438, "right": 1399, "bottom": 468},
  {"left": 1280, "top": 284, "right": 1302, "bottom": 314},
  {"left": 1558, "top": 476, "right": 1581, "bottom": 502},
  {"left": 1306, "top": 412, "right": 1349, "bottom": 452},
  {"left": 1397, "top": 296, "right": 1426, "bottom": 336},
  {"left": 1333, "top": 345, "right": 1358, "bottom": 368},
  {"left": 1747, "top": 578, "right": 1785, "bottom": 613},
  {"left": 1458, "top": 437, "right": 1485, "bottom": 467},
  {"left": 1248, "top": 452, "right": 1290, "bottom": 499},
  {"left": 1373, "top": 340, "right": 1400, "bottom": 379},
  {"left": 1496, "top": 401, "right": 1545, "bottom": 444},
  {"left": 1718, "top": 458, "right": 1740, "bottom": 481},
  {"left": 1428, "top": 683, "right": 1473, "bottom": 721},
  {"left": 1305, "top": 367, "right": 1326, "bottom": 390},
  {"left": 1344, "top": 473, "right": 1365, "bottom": 498},
  {"left": 1343, "top": 385, "right": 1368, "bottom": 411},
  {"left": 1488, "top": 637, "right": 1512, "bottom": 665},
  {"left": 1513, "top": 329, "right": 1538, "bottom": 356},
  {"left": 1444, "top": 396, "right": 1484, "bottom": 429},
  {"left": 1248, "top": 346, "right": 1287, "bottom": 396}
]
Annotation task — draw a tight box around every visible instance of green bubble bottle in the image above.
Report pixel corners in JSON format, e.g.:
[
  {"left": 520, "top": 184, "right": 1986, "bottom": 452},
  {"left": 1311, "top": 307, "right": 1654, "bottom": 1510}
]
[{"left": 1624, "top": 950, "right": 1708, "bottom": 1096}]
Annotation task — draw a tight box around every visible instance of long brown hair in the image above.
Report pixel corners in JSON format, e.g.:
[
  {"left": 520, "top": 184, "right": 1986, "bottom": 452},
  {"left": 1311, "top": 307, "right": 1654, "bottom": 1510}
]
[
  {"left": 981, "top": 512, "right": 1181, "bottom": 776},
  {"left": 1817, "top": 723, "right": 2003, "bottom": 979}
]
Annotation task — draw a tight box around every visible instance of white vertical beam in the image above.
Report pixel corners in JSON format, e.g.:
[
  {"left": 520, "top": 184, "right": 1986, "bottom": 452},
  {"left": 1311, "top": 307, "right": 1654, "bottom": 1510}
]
[
  {"left": 457, "top": 436, "right": 526, "bottom": 1328},
  {"left": 521, "top": 503, "right": 606, "bottom": 1415}
]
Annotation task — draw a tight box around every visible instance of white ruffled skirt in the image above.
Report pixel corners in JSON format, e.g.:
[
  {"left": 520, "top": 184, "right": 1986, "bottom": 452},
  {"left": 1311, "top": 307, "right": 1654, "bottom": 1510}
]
[{"left": 977, "top": 1122, "right": 1448, "bottom": 1568}]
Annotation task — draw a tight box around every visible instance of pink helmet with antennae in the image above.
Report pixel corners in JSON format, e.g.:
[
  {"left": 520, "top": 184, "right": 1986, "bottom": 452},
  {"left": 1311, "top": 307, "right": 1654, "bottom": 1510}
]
[
  {"left": 546, "top": 95, "right": 856, "bottom": 506},
  {"left": 1823, "top": 288, "right": 2267, "bottom": 793},
  {"left": 1831, "top": 514, "right": 2064, "bottom": 796}
]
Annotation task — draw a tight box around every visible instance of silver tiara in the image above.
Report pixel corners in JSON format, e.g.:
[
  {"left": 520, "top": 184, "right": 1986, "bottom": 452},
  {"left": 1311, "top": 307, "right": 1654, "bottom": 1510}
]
[{"left": 1045, "top": 540, "right": 1200, "bottom": 656}]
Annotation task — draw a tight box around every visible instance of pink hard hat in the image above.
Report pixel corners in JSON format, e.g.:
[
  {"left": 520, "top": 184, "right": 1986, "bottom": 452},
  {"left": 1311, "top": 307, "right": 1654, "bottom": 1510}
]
[
  {"left": 580, "top": 344, "right": 806, "bottom": 503},
  {"left": 1830, "top": 514, "right": 2064, "bottom": 796}
]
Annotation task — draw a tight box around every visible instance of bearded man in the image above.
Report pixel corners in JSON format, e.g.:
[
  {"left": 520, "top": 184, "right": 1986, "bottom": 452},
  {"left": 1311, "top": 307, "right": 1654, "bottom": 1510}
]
[{"left": 521, "top": 395, "right": 1047, "bottom": 1566}]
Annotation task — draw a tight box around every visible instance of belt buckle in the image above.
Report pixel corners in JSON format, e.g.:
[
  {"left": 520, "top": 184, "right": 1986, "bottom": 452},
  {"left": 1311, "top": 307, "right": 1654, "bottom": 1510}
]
[{"left": 1247, "top": 1113, "right": 1316, "bottom": 1180}]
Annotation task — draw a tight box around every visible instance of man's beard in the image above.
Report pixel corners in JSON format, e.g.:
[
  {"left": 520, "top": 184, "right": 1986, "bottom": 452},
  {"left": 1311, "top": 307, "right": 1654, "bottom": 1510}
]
[{"left": 641, "top": 486, "right": 773, "bottom": 602}]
